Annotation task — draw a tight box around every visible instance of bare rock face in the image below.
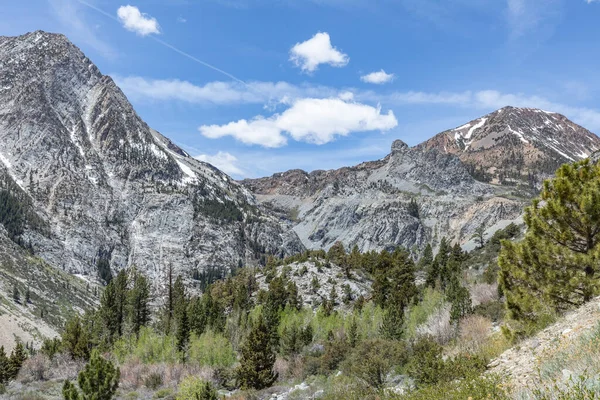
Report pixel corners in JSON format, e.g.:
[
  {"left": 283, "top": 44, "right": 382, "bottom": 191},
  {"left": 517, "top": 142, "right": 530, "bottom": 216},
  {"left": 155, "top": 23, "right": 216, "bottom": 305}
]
[
  {"left": 418, "top": 106, "right": 600, "bottom": 186},
  {"left": 0, "top": 31, "right": 304, "bottom": 286},
  {"left": 242, "top": 140, "right": 524, "bottom": 255}
]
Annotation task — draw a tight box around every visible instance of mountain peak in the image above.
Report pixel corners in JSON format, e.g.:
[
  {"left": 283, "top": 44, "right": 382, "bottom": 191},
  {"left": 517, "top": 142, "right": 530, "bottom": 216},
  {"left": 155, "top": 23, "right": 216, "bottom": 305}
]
[
  {"left": 391, "top": 139, "right": 409, "bottom": 153},
  {"left": 419, "top": 107, "right": 600, "bottom": 186}
]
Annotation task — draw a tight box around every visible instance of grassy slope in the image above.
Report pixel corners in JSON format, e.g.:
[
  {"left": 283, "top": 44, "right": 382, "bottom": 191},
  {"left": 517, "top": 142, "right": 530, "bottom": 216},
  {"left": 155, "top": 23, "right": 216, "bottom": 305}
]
[{"left": 0, "top": 228, "right": 97, "bottom": 351}]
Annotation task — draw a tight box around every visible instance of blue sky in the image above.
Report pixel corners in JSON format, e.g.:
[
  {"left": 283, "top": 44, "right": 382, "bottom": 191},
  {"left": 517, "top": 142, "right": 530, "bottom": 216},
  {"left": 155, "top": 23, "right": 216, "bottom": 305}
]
[{"left": 2, "top": 0, "right": 600, "bottom": 178}]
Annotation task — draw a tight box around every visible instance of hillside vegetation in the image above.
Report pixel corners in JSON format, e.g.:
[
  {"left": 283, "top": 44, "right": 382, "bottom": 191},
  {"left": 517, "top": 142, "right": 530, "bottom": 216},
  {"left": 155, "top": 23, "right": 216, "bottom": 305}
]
[{"left": 4, "top": 161, "right": 600, "bottom": 399}]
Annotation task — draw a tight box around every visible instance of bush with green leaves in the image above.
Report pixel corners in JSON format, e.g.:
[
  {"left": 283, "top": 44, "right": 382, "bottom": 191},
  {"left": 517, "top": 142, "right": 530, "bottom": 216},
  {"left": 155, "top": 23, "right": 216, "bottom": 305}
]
[
  {"left": 63, "top": 350, "right": 120, "bottom": 400},
  {"left": 176, "top": 377, "right": 218, "bottom": 400},
  {"left": 342, "top": 339, "right": 407, "bottom": 389},
  {"left": 407, "top": 336, "right": 487, "bottom": 387},
  {"left": 188, "top": 331, "right": 236, "bottom": 368}
]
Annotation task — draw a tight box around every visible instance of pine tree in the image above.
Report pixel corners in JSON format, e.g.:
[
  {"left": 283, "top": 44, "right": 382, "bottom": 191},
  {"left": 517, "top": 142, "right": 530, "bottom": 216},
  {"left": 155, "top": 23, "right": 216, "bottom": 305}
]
[
  {"left": 286, "top": 281, "right": 302, "bottom": 311},
  {"left": 471, "top": 223, "right": 487, "bottom": 249},
  {"left": 347, "top": 317, "right": 358, "bottom": 348},
  {"left": 164, "top": 263, "right": 174, "bottom": 333},
  {"left": 348, "top": 244, "right": 362, "bottom": 270},
  {"left": 0, "top": 346, "right": 10, "bottom": 384},
  {"left": 434, "top": 237, "right": 450, "bottom": 269},
  {"left": 127, "top": 269, "right": 150, "bottom": 337},
  {"left": 327, "top": 241, "right": 346, "bottom": 266},
  {"left": 63, "top": 349, "right": 120, "bottom": 400},
  {"left": 310, "top": 275, "right": 320, "bottom": 294},
  {"left": 425, "top": 259, "right": 440, "bottom": 288},
  {"left": 280, "top": 325, "right": 300, "bottom": 356},
  {"left": 499, "top": 160, "right": 600, "bottom": 321},
  {"left": 25, "top": 286, "right": 31, "bottom": 304},
  {"left": 446, "top": 276, "right": 472, "bottom": 323},
  {"left": 380, "top": 300, "right": 405, "bottom": 341},
  {"left": 176, "top": 307, "right": 190, "bottom": 358},
  {"left": 188, "top": 296, "right": 207, "bottom": 335},
  {"left": 8, "top": 342, "right": 27, "bottom": 380},
  {"left": 418, "top": 243, "right": 434, "bottom": 271},
  {"left": 12, "top": 284, "right": 20, "bottom": 304},
  {"left": 63, "top": 380, "right": 81, "bottom": 400},
  {"left": 62, "top": 315, "right": 90, "bottom": 360},
  {"left": 237, "top": 317, "right": 278, "bottom": 390}
]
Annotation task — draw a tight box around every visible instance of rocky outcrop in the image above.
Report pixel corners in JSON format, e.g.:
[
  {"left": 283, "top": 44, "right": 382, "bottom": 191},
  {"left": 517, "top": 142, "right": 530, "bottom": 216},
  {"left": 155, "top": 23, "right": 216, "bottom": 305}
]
[
  {"left": 243, "top": 141, "right": 524, "bottom": 254},
  {"left": 0, "top": 31, "right": 304, "bottom": 286},
  {"left": 419, "top": 106, "right": 600, "bottom": 186}
]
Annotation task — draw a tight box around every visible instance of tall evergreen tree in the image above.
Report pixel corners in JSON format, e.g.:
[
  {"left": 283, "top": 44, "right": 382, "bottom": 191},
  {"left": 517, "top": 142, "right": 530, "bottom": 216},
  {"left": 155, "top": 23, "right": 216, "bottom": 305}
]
[
  {"left": 188, "top": 295, "right": 207, "bottom": 335},
  {"left": 12, "top": 284, "right": 20, "bottom": 304},
  {"left": 425, "top": 259, "right": 440, "bottom": 289},
  {"left": 236, "top": 317, "right": 278, "bottom": 390},
  {"left": 62, "top": 315, "right": 90, "bottom": 360},
  {"left": 127, "top": 269, "right": 150, "bottom": 337},
  {"left": 418, "top": 243, "right": 434, "bottom": 271},
  {"left": 176, "top": 307, "right": 190, "bottom": 358},
  {"left": 471, "top": 223, "right": 487, "bottom": 249},
  {"left": 8, "top": 342, "right": 27, "bottom": 380},
  {"left": 0, "top": 346, "right": 9, "bottom": 384},
  {"left": 499, "top": 160, "right": 600, "bottom": 321}
]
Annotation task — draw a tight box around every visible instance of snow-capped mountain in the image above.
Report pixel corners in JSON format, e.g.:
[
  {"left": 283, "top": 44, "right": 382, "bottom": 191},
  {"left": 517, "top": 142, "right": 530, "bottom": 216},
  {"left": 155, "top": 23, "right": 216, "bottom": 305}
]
[
  {"left": 418, "top": 106, "right": 600, "bottom": 186},
  {"left": 0, "top": 31, "right": 303, "bottom": 285}
]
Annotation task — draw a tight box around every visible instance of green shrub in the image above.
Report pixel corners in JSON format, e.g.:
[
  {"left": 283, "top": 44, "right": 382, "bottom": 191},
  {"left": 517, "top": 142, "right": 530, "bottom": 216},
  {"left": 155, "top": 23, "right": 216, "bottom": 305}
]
[
  {"left": 342, "top": 339, "right": 407, "bottom": 388},
  {"left": 113, "top": 327, "right": 177, "bottom": 364},
  {"left": 473, "top": 300, "right": 505, "bottom": 322},
  {"left": 153, "top": 388, "right": 174, "bottom": 399},
  {"left": 407, "top": 337, "right": 487, "bottom": 387},
  {"left": 397, "top": 374, "right": 509, "bottom": 400},
  {"left": 532, "top": 375, "right": 600, "bottom": 400},
  {"left": 188, "top": 331, "right": 236, "bottom": 368},
  {"left": 176, "top": 377, "right": 218, "bottom": 400}
]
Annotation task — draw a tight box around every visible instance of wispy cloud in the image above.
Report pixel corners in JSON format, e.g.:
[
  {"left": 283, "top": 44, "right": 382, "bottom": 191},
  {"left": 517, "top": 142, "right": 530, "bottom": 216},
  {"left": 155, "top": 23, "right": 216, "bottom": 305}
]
[
  {"left": 113, "top": 76, "right": 600, "bottom": 132},
  {"left": 117, "top": 5, "right": 161, "bottom": 36},
  {"left": 198, "top": 95, "right": 398, "bottom": 147},
  {"left": 360, "top": 70, "right": 395, "bottom": 84},
  {"left": 506, "top": 0, "right": 562, "bottom": 39},
  {"left": 195, "top": 152, "right": 244, "bottom": 176},
  {"left": 112, "top": 76, "right": 340, "bottom": 105},
  {"left": 289, "top": 32, "right": 349, "bottom": 73}
]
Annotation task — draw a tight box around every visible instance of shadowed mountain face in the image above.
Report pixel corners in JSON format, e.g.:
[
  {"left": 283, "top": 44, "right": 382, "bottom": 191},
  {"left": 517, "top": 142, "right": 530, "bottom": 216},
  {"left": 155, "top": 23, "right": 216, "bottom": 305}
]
[
  {"left": 0, "top": 31, "right": 304, "bottom": 287},
  {"left": 242, "top": 139, "right": 525, "bottom": 255},
  {"left": 418, "top": 106, "right": 600, "bottom": 187}
]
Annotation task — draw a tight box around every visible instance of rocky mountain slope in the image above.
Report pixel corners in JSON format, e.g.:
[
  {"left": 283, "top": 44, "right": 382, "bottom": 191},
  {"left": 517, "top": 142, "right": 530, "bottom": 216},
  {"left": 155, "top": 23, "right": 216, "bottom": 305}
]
[
  {"left": 418, "top": 106, "right": 600, "bottom": 186},
  {"left": 488, "top": 296, "right": 600, "bottom": 396},
  {"left": 242, "top": 140, "right": 525, "bottom": 254},
  {"left": 0, "top": 31, "right": 304, "bottom": 288}
]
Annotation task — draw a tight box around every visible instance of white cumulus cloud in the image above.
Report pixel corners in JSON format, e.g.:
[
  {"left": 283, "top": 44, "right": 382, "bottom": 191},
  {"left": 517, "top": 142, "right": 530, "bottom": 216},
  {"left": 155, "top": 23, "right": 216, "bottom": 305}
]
[
  {"left": 117, "top": 5, "right": 160, "bottom": 36},
  {"left": 361, "top": 70, "right": 395, "bottom": 84},
  {"left": 195, "top": 152, "right": 244, "bottom": 176},
  {"left": 289, "top": 32, "right": 349, "bottom": 73},
  {"left": 198, "top": 97, "right": 397, "bottom": 147}
]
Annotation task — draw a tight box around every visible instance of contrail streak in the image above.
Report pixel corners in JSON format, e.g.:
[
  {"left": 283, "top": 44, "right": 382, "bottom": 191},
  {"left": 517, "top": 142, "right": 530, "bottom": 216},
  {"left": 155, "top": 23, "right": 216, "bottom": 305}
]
[{"left": 75, "top": 0, "right": 246, "bottom": 85}]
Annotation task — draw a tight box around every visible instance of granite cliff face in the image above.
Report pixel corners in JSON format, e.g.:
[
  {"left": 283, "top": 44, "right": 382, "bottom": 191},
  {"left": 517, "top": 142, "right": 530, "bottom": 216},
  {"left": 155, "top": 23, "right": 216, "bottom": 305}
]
[
  {"left": 242, "top": 140, "right": 525, "bottom": 254},
  {"left": 419, "top": 106, "right": 600, "bottom": 186},
  {"left": 0, "top": 31, "right": 304, "bottom": 286}
]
